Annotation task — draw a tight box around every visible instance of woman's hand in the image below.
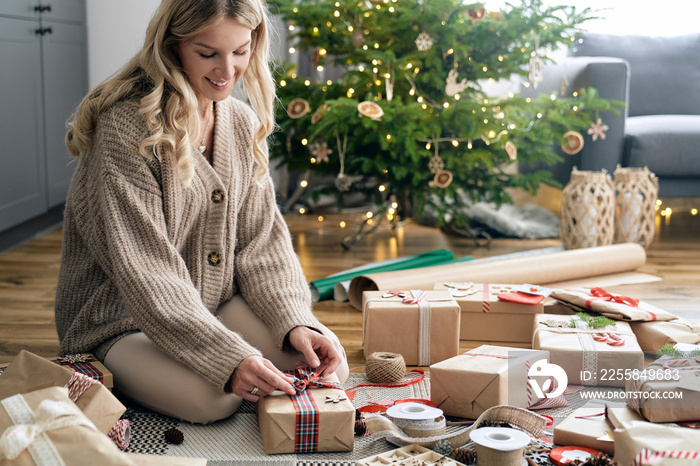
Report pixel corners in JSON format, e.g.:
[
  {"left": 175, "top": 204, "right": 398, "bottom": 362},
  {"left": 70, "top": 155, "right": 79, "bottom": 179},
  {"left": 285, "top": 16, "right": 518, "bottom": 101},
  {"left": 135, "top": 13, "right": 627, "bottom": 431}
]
[
  {"left": 229, "top": 355, "right": 296, "bottom": 401},
  {"left": 288, "top": 326, "right": 342, "bottom": 377}
]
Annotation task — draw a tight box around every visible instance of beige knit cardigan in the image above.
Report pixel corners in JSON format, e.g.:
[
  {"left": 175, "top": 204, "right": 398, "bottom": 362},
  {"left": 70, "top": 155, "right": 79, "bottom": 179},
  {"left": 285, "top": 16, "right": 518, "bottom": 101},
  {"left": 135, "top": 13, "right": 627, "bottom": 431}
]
[{"left": 55, "top": 96, "right": 321, "bottom": 391}]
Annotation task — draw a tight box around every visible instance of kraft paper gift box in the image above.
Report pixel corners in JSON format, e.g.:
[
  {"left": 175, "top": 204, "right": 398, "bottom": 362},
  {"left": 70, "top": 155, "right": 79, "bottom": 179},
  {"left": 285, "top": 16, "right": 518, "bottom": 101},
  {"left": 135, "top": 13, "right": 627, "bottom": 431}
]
[
  {"left": 430, "top": 345, "right": 550, "bottom": 419},
  {"left": 0, "top": 352, "right": 113, "bottom": 390},
  {"left": 613, "top": 422, "right": 700, "bottom": 466},
  {"left": 434, "top": 282, "right": 544, "bottom": 343},
  {"left": 0, "top": 386, "right": 132, "bottom": 465},
  {"left": 257, "top": 368, "right": 354, "bottom": 454},
  {"left": 0, "top": 350, "right": 124, "bottom": 434},
  {"left": 532, "top": 314, "right": 644, "bottom": 387},
  {"left": 362, "top": 290, "right": 460, "bottom": 366},
  {"left": 625, "top": 356, "right": 700, "bottom": 423},
  {"left": 550, "top": 287, "right": 677, "bottom": 322},
  {"left": 630, "top": 319, "right": 700, "bottom": 352},
  {"left": 553, "top": 400, "right": 644, "bottom": 455}
]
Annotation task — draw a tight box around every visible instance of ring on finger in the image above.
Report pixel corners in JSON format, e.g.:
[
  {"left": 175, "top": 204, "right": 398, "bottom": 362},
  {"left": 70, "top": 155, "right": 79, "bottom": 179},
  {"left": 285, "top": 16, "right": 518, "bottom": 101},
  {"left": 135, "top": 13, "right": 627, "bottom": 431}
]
[{"left": 250, "top": 386, "right": 259, "bottom": 396}]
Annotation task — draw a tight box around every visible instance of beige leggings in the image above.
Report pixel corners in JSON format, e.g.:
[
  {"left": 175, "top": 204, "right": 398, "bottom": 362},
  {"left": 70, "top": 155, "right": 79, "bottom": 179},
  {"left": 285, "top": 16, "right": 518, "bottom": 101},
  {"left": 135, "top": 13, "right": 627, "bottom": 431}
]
[{"left": 103, "top": 295, "right": 349, "bottom": 424}]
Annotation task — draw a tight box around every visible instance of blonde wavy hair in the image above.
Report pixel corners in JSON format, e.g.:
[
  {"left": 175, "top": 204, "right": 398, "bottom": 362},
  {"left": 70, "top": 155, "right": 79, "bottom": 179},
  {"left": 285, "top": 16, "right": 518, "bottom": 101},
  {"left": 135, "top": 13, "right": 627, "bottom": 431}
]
[{"left": 65, "top": 0, "right": 275, "bottom": 185}]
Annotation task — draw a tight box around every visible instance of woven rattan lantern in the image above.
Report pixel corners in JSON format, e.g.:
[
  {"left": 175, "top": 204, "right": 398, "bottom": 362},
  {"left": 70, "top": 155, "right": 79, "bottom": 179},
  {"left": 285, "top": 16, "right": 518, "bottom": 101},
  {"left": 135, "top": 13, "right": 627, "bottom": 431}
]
[
  {"left": 613, "top": 165, "right": 658, "bottom": 248},
  {"left": 560, "top": 167, "right": 615, "bottom": 249}
]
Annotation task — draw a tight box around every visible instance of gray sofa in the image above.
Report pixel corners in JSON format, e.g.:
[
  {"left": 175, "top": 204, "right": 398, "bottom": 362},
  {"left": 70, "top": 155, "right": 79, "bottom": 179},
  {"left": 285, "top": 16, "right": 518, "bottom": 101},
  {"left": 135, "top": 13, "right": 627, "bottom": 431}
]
[{"left": 520, "top": 33, "right": 700, "bottom": 197}]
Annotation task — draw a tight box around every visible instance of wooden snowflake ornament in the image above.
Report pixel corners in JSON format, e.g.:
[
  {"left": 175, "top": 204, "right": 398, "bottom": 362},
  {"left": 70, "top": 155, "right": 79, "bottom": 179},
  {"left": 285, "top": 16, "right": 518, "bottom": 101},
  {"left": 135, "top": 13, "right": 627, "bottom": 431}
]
[
  {"left": 415, "top": 32, "right": 434, "bottom": 51},
  {"left": 588, "top": 117, "right": 609, "bottom": 141}
]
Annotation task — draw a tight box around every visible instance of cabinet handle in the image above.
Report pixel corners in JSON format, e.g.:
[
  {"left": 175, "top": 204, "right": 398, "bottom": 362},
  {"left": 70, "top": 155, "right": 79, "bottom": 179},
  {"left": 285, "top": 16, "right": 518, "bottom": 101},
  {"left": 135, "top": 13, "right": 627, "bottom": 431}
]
[
  {"left": 33, "top": 4, "right": 52, "bottom": 12},
  {"left": 35, "top": 27, "right": 53, "bottom": 36}
]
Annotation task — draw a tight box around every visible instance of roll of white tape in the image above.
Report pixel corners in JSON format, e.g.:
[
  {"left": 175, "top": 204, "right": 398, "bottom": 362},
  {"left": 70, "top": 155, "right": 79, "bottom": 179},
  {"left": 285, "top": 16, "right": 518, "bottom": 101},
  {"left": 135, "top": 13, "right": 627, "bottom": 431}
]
[
  {"left": 386, "top": 402, "right": 443, "bottom": 421},
  {"left": 469, "top": 427, "right": 530, "bottom": 451}
]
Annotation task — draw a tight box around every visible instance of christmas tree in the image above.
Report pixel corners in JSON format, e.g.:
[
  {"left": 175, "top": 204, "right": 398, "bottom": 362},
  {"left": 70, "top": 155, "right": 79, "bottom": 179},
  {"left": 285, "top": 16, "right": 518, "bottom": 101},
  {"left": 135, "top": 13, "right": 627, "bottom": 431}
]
[{"left": 268, "top": 0, "right": 622, "bottom": 228}]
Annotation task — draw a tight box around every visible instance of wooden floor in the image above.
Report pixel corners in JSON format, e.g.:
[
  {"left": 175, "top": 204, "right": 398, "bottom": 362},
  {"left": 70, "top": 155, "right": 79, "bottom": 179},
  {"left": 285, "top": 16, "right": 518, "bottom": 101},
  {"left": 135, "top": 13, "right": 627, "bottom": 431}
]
[{"left": 1, "top": 206, "right": 699, "bottom": 374}]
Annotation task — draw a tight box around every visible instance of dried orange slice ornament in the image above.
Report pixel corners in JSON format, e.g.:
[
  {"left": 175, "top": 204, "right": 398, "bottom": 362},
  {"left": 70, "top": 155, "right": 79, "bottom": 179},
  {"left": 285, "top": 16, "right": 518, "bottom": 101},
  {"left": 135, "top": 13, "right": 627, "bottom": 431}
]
[
  {"left": 504, "top": 141, "right": 518, "bottom": 161},
  {"left": 287, "top": 98, "right": 311, "bottom": 119},
  {"left": 561, "top": 130, "right": 584, "bottom": 155},
  {"left": 433, "top": 170, "right": 453, "bottom": 188},
  {"left": 357, "top": 101, "right": 384, "bottom": 121}
]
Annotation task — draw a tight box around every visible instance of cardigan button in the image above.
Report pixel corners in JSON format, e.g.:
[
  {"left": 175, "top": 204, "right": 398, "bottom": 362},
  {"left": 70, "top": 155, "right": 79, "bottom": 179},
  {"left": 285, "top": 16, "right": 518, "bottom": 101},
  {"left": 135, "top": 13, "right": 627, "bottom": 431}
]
[
  {"left": 211, "top": 189, "right": 225, "bottom": 203},
  {"left": 207, "top": 252, "right": 221, "bottom": 265}
]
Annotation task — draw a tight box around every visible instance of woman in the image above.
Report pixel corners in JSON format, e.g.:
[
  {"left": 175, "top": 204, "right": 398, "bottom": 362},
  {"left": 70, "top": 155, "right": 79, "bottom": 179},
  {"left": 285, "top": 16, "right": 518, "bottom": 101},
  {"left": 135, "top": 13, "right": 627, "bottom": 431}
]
[{"left": 56, "top": 0, "right": 348, "bottom": 424}]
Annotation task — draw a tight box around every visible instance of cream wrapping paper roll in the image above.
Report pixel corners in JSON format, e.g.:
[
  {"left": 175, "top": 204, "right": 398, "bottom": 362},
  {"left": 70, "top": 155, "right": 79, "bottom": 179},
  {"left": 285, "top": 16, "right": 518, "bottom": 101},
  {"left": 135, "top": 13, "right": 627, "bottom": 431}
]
[{"left": 348, "top": 243, "right": 648, "bottom": 310}]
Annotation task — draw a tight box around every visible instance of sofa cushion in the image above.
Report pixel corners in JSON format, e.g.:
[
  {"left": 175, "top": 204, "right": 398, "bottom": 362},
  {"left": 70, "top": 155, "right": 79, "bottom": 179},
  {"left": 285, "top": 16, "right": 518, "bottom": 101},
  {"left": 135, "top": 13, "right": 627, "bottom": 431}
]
[
  {"left": 624, "top": 115, "right": 700, "bottom": 177},
  {"left": 573, "top": 33, "right": 700, "bottom": 117}
]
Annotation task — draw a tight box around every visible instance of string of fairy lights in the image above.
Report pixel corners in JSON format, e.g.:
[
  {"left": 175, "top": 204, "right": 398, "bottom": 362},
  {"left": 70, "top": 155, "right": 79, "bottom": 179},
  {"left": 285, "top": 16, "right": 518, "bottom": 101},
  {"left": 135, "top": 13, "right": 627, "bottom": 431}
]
[{"left": 280, "top": 1, "right": 698, "bottom": 226}]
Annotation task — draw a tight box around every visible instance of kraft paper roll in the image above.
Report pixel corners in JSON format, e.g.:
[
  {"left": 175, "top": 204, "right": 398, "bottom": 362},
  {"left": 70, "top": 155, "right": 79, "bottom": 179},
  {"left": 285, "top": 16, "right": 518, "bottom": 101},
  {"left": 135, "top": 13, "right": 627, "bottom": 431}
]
[{"left": 348, "top": 243, "right": 649, "bottom": 310}]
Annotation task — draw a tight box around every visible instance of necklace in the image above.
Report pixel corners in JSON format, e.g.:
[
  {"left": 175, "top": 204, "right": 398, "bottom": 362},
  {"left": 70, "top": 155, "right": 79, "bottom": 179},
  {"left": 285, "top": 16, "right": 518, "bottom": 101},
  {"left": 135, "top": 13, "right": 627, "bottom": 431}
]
[{"left": 198, "top": 102, "right": 214, "bottom": 154}]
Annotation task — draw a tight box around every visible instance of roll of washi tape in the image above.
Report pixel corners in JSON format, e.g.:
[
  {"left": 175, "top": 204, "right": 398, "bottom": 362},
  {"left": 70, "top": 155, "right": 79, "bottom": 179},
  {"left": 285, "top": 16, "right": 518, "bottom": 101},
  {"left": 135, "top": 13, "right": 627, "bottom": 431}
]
[
  {"left": 549, "top": 446, "right": 601, "bottom": 465},
  {"left": 386, "top": 402, "right": 446, "bottom": 438},
  {"left": 386, "top": 402, "right": 443, "bottom": 421},
  {"left": 469, "top": 427, "right": 530, "bottom": 466},
  {"left": 365, "top": 352, "right": 406, "bottom": 383}
]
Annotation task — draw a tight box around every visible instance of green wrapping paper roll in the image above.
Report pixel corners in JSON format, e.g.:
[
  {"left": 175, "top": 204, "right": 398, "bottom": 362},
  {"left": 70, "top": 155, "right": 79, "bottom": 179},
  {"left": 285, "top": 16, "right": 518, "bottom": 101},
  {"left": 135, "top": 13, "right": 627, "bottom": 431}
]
[{"left": 309, "top": 249, "right": 467, "bottom": 302}]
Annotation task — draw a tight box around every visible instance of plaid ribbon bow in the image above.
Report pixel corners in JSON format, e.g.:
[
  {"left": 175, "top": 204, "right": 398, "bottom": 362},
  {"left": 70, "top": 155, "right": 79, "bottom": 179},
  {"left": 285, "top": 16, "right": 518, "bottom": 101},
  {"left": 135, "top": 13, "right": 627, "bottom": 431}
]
[
  {"left": 285, "top": 366, "right": 344, "bottom": 453},
  {"left": 289, "top": 366, "right": 343, "bottom": 393}
]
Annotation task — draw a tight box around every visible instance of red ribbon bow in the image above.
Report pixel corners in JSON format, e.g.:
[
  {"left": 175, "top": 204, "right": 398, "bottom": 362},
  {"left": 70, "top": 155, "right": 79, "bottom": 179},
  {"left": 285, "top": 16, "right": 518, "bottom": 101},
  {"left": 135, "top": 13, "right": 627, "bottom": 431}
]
[
  {"left": 288, "top": 365, "right": 342, "bottom": 393},
  {"left": 588, "top": 287, "right": 640, "bottom": 308}
]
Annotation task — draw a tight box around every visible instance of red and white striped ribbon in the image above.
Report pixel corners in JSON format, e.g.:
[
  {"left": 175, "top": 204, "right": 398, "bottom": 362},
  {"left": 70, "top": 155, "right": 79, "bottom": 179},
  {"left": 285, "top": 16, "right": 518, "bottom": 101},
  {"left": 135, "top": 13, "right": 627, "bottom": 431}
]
[
  {"left": 482, "top": 283, "right": 490, "bottom": 312},
  {"left": 65, "top": 371, "right": 96, "bottom": 402},
  {"left": 662, "top": 358, "right": 700, "bottom": 371},
  {"left": 525, "top": 361, "right": 533, "bottom": 407},
  {"left": 108, "top": 419, "right": 131, "bottom": 450},
  {"left": 402, "top": 290, "right": 427, "bottom": 304},
  {"left": 634, "top": 448, "right": 700, "bottom": 465}
]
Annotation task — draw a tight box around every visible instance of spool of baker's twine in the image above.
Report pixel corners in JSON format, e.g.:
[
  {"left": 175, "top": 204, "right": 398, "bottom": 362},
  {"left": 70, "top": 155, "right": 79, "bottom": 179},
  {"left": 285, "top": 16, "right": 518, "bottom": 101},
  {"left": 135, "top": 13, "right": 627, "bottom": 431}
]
[
  {"left": 386, "top": 403, "right": 446, "bottom": 438},
  {"left": 469, "top": 427, "right": 530, "bottom": 466},
  {"left": 365, "top": 352, "right": 406, "bottom": 383}
]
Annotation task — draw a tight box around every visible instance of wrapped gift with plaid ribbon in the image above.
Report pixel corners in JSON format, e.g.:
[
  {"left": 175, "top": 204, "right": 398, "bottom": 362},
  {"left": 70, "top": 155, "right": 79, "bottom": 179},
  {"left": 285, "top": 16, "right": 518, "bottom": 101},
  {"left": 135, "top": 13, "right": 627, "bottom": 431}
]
[
  {"left": 257, "top": 366, "right": 354, "bottom": 454},
  {"left": 0, "top": 350, "right": 126, "bottom": 442},
  {"left": 362, "top": 289, "right": 460, "bottom": 366},
  {"left": 434, "top": 282, "right": 545, "bottom": 343},
  {"left": 430, "top": 344, "right": 550, "bottom": 419},
  {"left": 0, "top": 352, "right": 112, "bottom": 390}
]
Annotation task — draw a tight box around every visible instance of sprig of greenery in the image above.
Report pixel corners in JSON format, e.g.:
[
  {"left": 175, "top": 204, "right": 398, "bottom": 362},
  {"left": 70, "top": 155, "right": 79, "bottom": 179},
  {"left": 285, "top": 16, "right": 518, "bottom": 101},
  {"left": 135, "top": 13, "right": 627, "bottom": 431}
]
[
  {"left": 570, "top": 312, "right": 616, "bottom": 329},
  {"left": 657, "top": 344, "right": 700, "bottom": 358}
]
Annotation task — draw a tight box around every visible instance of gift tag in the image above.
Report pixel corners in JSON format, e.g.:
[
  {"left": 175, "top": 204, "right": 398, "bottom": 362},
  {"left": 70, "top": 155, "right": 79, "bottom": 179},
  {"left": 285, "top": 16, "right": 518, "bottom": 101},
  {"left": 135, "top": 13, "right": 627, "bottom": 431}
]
[
  {"left": 518, "top": 284, "right": 552, "bottom": 298},
  {"left": 674, "top": 343, "right": 700, "bottom": 353},
  {"left": 677, "top": 371, "right": 700, "bottom": 393}
]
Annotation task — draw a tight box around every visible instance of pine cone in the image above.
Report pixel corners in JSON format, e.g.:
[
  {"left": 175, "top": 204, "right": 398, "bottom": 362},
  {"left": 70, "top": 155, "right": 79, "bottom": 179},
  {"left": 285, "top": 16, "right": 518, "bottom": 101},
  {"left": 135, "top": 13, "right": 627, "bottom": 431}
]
[
  {"left": 164, "top": 427, "right": 184, "bottom": 445},
  {"left": 570, "top": 452, "right": 615, "bottom": 466},
  {"left": 477, "top": 419, "right": 512, "bottom": 429},
  {"left": 354, "top": 410, "right": 368, "bottom": 436},
  {"left": 451, "top": 447, "right": 477, "bottom": 464},
  {"left": 433, "top": 439, "right": 451, "bottom": 456}
]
